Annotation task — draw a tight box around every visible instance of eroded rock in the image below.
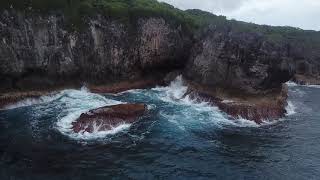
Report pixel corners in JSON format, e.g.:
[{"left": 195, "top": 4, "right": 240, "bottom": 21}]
[
  {"left": 293, "top": 74, "right": 320, "bottom": 85},
  {"left": 186, "top": 81, "right": 288, "bottom": 123},
  {"left": 72, "top": 104, "right": 147, "bottom": 133}
]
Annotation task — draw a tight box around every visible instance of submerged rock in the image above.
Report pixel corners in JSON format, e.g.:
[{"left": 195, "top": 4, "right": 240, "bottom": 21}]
[{"left": 72, "top": 104, "right": 147, "bottom": 133}]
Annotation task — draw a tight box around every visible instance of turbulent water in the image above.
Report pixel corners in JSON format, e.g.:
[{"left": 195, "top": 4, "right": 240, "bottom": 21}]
[{"left": 0, "top": 77, "right": 319, "bottom": 180}]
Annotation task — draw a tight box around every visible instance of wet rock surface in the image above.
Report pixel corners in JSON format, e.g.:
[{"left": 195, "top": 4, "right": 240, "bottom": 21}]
[
  {"left": 186, "top": 81, "right": 288, "bottom": 123},
  {"left": 293, "top": 74, "right": 320, "bottom": 85},
  {"left": 0, "top": 91, "right": 47, "bottom": 109},
  {"left": 89, "top": 78, "right": 164, "bottom": 94},
  {"left": 72, "top": 104, "right": 147, "bottom": 133}
]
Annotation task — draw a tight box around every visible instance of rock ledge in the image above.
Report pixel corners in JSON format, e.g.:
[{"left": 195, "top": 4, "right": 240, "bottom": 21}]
[{"left": 72, "top": 104, "right": 147, "bottom": 133}]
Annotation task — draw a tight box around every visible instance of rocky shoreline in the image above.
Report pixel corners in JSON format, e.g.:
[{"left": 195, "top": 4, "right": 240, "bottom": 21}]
[
  {"left": 0, "top": 91, "right": 51, "bottom": 109},
  {"left": 185, "top": 81, "right": 288, "bottom": 123},
  {"left": 293, "top": 74, "right": 320, "bottom": 85},
  {"left": 1, "top": 75, "right": 289, "bottom": 124},
  {"left": 89, "top": 78, "right": 164, "bottom": 94},
  {"left": 1, "top": 8, "right": 320, "bottom": 125},
  {"left": 0, "top": 78, "right": 163, "bottom": 109}
]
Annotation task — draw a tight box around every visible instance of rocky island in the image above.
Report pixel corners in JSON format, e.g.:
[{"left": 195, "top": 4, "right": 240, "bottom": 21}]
[
  {"left": 72, "top": 103, "right": 147, "bottom": 133},
  {"left": 1, "top": 0, "right": 320, "bottom": 123}
]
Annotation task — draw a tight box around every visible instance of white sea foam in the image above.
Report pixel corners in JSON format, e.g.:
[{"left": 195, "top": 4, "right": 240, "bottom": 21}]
[
  {"left": 54, "top": 89, "right": 127, "bottom": 140},
  {"left": 154, "top": 76, "right": 266, "bottom": 128},
  {"left": 222, "top": 100, "right": 234, "bottom": 103},
  {"left": 285, "top": 101, "right": 297, "bottom": 116},
  {"left": 286, "top": 81, "right": 299, "bottom": 87},
  {"left": 3, "top": 86, "right": 130, "bottom": 140},
  {"left": 7, "top": 76, "right": 288, "bottom": 142},
  {"left": 231, "top": 117, "right": 261, "bottom": 127},
  {"left": 306, "top": 84, "right": 320, "bottom": 88},
  {"left": 286, "top": 81, "right": 320, "bottom": 89},
  {"left": 3, "top": 92, "right": 64, "bottom": 110},
  {"left": 152, "top": 75, "right": 188, "bottom": 103},
  {"left": 3, "top": 86, "right": 90, "bottom": 110}
]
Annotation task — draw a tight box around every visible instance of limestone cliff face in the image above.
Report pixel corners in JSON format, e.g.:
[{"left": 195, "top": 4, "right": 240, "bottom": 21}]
[
  {"left": 2, "top": 10, "right": 320, "bottom": 121},
  {"left": 184, "top": 26, "right": 320, "bottom": 94},
  {"left": 0, "top": 10, "right": 190, "bottom": 91},
  {"left": 1, "top": 10, "right": 320, "bottom": 94}
]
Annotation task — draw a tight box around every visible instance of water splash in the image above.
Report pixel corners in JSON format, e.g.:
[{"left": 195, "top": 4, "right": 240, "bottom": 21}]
[
  {"left": 285, "top": 101, "right": 297, "bottom": 116},
  {"left": 152, "top": 76, "right": 263, "bottom": 128},
  {"left": 152, "top": 75, "right": 188, "bottom": 103},
  {"left": 5, "top": 77, "right": 279, "bottom": 142},
  {"left": 286, "top": 81, "right": 299, "bottom": 87},
  {"left": 286, "top": 81, "right": 320, "bottom": 89},
  {"left": 55, "top": 89, "right": 125, "bottom": 140}
]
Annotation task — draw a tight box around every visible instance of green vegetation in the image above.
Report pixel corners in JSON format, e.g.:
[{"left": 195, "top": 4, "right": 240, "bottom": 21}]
[
  {"left": 0, "top": 0, "right": 319, "bottom": 46},
  {"left": 185, "top": 9, "right": 320, "bottom": 47},
  {"left": 0, "top": 0, "right": 197, "bottom": 30}
]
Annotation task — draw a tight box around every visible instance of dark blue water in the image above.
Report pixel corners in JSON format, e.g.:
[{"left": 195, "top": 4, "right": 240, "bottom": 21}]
[{"left": 0, "top": 79, "right": 320, "bottom": 180}]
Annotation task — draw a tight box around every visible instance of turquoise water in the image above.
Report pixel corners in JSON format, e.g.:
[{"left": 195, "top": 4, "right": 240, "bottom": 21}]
[{"left": 0, "top": 78, "right": 319, "bottom": 179}]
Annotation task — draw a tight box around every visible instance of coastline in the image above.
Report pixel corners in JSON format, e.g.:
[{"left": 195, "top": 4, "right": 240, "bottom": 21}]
[
  {"left": 185, "top": 81, "right": 288, "bottom": 123},
  {"left": 0, "top": 76, "right": 289, "bottom": 123}
]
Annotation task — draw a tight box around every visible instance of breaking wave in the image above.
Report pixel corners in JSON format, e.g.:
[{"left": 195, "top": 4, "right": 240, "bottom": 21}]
[
  {"left": 306, "top": 84, "right": 320, "bottom": 88},
  {"left": 286, "top": 81, "right": 320, "bottom": 89},
  {"left": 2, "top": 87, "right": 131, "bottom": 140},
  {"left": 54, "top": 88, "right": 126, "bottom": 140},
  {"left": 3, "top": 93, "right": 63, "bottom": 110},
  {"left": 286, "top": 81, "right": 299, "bottom": 87},
  {"left": 151, "top": 76, "right": 264, "bottom": 128},
  {"left": 286, "top": 101, "right": 297, "bottom": 116},
  {"left": 5, "top": 77, "right": 287, "bottom": 141}
]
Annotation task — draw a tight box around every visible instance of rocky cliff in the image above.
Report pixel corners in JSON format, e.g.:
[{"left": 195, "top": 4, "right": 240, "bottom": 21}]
[
  {"left": 0, "top": 10, "right": 191, "bottom": 92},
  {"left": 184, "top": 25, "right": 320, "bottom": 94},
  {"left": 1, "top": 8, "right": 320, "bottom": 122},
  {"left": 181, "top": 25, "right": 320, "bottom": 122}
]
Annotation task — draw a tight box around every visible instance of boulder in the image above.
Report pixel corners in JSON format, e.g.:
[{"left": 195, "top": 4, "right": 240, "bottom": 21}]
[{"left": 72, "top": 104, "right": 147, "bottom": 133}]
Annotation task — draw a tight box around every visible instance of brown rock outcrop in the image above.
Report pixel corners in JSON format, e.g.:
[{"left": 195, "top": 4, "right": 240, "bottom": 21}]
[
  {"left": 0, "top": 91, "right": 57, "bottom": 109},
  {"left": 72, "top": 104, "right": 147, "bottom": 133},
  {"left": 186, "top": 81, "right": 288, "bottom": 123},
  {"left": 89, "top": 78, "right": 163, "bottom": 94},
  {"left": 293, "top": 74, "right": 320, "bottom": 85}
]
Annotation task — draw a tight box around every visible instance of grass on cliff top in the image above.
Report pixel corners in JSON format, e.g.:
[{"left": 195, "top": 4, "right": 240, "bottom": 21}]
[
  {"left": 0, "top": 0, "right": 200, "bottom": 30},
  {"left": 1, "top": 0, "right": 320, "bottom": 47}
]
